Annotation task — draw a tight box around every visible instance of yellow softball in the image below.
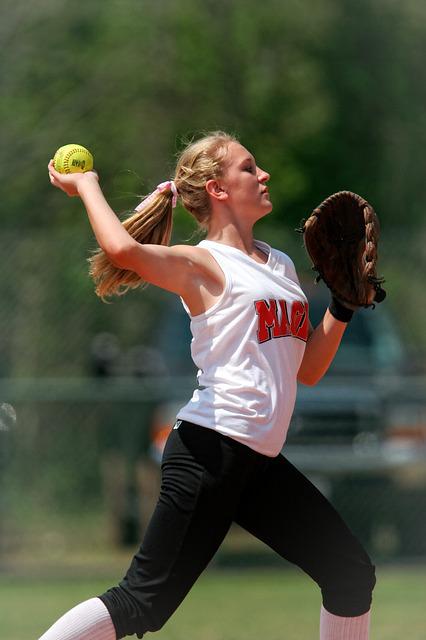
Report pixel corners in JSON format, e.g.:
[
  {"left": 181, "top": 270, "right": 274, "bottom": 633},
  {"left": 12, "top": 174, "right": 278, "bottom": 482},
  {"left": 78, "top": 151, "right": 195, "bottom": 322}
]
[{"left": 53, "top": 144, "right": 94, "bottom": 174}]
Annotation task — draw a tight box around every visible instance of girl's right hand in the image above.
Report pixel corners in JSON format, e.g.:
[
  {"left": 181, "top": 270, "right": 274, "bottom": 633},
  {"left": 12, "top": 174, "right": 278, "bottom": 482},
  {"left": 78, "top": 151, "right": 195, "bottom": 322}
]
[{"left": 48, "top": 160, "right": 99, "bottom": 197}]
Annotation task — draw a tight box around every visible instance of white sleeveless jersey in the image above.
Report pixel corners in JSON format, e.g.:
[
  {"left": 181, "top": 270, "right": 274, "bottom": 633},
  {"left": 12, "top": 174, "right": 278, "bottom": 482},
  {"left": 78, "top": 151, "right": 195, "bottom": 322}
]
[{"left": 176, "top": 239, "right": 309, "bottom": 457}]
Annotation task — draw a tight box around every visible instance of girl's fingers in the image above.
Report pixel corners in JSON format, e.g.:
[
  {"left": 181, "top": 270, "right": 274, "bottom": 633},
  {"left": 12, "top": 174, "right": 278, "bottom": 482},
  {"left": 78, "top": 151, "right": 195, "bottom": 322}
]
[
  {"left": 48, "top": 160, "right": 70, "bottom": 182},
  {"left": 47, "top": 160, "right": 97, "bottom": 198},
  {"left": 48, "top": 160, "right": 62, "bottom": 179}
]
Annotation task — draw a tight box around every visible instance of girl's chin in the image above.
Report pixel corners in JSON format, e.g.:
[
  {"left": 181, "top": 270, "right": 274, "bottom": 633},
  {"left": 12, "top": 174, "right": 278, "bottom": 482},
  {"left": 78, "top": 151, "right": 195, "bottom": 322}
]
[{"left": 256, "top": 205, "right": 273, "bottom": 221}]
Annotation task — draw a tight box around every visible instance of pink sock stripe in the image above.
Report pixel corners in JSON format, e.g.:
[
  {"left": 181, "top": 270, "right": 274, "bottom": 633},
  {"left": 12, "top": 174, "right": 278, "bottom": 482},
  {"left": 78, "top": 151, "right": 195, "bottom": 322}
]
[{"left": 320, "top": 605, "right": 371, "bottom": 640}]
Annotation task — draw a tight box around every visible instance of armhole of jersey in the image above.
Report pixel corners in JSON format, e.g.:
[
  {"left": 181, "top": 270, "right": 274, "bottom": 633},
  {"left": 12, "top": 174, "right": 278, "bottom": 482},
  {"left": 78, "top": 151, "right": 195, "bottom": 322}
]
[{"left": 182, "top": 244, "right": 232, "bottom": 321}]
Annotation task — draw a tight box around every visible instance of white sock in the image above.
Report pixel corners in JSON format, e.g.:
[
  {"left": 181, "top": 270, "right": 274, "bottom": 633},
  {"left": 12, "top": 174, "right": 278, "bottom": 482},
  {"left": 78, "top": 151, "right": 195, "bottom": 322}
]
[
  {"left": 320, "top": 605, "right": 371, "bottom": 640},
  {"left": 38, "top": 597, "right": 116, "bottom": 640}
]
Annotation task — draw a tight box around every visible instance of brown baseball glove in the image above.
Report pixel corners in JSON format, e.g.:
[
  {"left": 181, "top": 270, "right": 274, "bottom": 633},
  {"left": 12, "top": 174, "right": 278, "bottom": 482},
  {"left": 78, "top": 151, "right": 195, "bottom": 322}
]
[{"left": 298, "top": 191, "right": 386, "bottom": 309}]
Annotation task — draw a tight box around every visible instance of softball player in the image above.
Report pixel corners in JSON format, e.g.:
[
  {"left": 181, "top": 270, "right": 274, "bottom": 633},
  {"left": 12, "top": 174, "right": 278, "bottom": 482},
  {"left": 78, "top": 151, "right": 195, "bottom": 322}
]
[{"left": 42, "top": 132, "right": 375, "bottom": 640}]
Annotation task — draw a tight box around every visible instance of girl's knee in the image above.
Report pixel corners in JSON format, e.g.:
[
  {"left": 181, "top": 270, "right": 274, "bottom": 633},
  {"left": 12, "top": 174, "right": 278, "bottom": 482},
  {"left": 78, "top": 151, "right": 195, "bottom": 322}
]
[{"left": 321, "top": 560, "right": 376, "bottom": 617}]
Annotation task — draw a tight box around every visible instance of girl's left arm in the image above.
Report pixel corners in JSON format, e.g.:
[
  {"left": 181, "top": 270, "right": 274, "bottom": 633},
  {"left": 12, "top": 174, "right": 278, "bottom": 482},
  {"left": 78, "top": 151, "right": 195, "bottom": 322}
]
[{"left": 297, "top": 309, "right": 348, "bottom": 386}]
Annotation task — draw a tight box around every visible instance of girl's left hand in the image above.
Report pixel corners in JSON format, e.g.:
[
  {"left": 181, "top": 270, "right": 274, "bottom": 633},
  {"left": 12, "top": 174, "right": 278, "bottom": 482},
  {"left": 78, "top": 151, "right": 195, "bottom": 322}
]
[{"left": 48, "top": 160, "right": 99, "bottom": 197}]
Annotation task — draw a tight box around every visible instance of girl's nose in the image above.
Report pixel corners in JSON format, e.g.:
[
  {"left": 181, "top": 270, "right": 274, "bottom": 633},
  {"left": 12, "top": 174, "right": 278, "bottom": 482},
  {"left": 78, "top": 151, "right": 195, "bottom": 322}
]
[{"left": 257, "top": 167, "right": 270, "bottom": 182}]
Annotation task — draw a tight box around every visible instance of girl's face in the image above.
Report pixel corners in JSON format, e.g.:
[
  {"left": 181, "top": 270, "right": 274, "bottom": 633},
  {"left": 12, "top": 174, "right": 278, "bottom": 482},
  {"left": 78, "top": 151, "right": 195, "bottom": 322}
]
[{"left": 219, "top": 142, "right": 272, "bottom": 220}]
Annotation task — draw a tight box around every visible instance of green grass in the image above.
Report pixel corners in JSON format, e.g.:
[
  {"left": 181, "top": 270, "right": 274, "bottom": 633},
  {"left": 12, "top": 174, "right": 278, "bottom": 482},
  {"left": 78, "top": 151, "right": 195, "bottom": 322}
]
[{"left": 2, "top": 566, "right": 426, "bottom": 640}]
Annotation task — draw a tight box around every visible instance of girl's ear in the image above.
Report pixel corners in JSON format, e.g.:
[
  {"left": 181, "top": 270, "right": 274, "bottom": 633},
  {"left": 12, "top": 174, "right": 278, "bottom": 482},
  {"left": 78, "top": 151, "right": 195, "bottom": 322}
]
[{"left": 205, "top": 179, "right": 228, "bottom": 201}]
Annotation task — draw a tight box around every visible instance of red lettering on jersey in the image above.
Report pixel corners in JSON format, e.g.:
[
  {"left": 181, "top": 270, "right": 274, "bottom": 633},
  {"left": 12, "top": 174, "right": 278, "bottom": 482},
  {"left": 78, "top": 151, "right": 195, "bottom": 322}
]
[
  {"left": 273, "top": 299, "right": 291, "bottom": 338},
  {"left": 290, "top": 300, "right": 309, "bottom": 341},
  {"left": 254, "top": 299, "right": 278, "bottom": 343},
  {"left": 255, "top": 299, "right": 309, "bottom": 343}
]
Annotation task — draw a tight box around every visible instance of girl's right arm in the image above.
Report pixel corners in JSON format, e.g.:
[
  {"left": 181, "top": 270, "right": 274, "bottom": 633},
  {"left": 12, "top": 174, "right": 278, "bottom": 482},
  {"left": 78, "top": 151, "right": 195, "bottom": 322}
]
[{"left": 47, "top": 163, "right": 223, "bottom": 306}]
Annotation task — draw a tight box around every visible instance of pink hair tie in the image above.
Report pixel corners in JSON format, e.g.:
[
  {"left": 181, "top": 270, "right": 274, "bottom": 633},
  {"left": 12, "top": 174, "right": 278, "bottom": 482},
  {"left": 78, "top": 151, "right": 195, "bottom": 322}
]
[{"left": 135, "top": 180, "right": 178, "bottom": 212}]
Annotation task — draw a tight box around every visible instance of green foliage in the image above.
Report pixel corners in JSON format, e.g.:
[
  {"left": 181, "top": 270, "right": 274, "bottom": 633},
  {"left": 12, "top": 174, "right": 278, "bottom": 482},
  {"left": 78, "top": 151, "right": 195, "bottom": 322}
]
[{"left": 2, "top": 0, "right": 426, "bottom": 228}]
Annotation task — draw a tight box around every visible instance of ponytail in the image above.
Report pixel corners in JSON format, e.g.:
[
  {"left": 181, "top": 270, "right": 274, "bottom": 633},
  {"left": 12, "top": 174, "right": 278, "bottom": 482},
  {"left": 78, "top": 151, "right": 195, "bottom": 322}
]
[{"left": 88, "top": 187, "right": 175, "bottom": 300}]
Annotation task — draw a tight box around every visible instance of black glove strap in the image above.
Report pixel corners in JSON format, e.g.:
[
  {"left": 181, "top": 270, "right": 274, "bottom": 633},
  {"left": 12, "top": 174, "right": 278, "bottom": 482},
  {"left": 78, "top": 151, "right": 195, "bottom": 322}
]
[{"left": 328, "top": 296, "right": 354, "bottom": 323}]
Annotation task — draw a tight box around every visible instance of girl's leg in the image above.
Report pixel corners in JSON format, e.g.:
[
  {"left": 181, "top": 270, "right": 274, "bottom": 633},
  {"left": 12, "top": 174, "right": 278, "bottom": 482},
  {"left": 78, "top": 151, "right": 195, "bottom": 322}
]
[
  {"left": 99, "top": 422, "right": 262, "bottom": 638},
  {"left": 39, "top": 423, "right": 256, "bottom": 640},
  {"left": 235, "top": 454, "right": 375, "bottom": 639}
]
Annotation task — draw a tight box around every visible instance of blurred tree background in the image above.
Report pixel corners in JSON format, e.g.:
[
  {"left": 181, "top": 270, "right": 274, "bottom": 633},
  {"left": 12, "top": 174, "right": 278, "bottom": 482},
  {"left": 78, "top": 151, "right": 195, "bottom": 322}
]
[
  {"left": 1, "top": 0, "right": 425, "bottom": 376},
  {"left": 0, "top": 0, "right": 425, "bottom": 563}
]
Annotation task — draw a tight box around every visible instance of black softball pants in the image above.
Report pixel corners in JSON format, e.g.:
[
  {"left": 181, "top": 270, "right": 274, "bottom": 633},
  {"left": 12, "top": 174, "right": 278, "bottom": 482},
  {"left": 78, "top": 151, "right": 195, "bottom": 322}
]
[{"left": 100, "top": 421, "right": 376, "bottom": 638}]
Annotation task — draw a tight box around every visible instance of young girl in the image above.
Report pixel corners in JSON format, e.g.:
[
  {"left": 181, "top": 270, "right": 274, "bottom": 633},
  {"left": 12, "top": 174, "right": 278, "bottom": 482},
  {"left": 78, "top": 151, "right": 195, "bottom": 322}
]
[{"left": 43, "top": 131, "right": 375, "bottom": 640}]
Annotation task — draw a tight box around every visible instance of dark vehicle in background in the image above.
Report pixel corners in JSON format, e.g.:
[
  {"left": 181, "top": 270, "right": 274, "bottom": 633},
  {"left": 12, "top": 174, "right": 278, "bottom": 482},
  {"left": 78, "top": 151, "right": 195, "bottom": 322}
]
[{"left": 148, "top": 285, "right": 426, "bottom": 559}]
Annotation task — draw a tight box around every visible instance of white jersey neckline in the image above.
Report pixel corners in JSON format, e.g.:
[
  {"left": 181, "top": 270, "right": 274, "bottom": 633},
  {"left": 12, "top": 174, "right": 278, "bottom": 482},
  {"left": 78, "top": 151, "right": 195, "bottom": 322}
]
[{"left": 200, "top": 239, "right": 274, "bottom": 269}]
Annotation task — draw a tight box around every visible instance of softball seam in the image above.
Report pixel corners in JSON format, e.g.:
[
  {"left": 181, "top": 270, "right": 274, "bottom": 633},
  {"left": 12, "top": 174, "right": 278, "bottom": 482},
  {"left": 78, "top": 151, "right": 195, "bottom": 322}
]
[{"left": 62, "top": 147, "right": 92, "bottom": 173}]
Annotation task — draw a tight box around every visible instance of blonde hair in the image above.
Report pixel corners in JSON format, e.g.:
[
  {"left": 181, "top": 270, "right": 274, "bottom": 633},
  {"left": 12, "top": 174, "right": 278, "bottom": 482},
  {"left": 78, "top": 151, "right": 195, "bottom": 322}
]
[{"left": 89, "top": 130, "right": 237, "bottom": 299}]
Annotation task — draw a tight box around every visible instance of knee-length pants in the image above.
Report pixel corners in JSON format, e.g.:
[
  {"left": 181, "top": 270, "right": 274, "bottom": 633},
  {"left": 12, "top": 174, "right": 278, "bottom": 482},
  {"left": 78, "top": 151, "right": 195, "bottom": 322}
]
[{"left": 100, "top": 421, "right": 376, "bottom": 638}]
